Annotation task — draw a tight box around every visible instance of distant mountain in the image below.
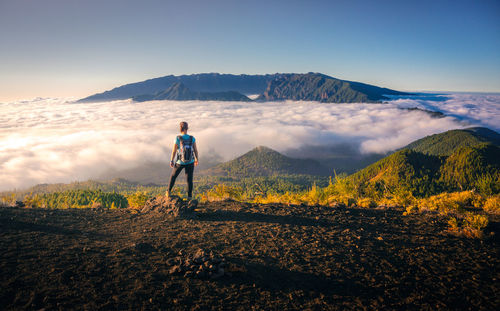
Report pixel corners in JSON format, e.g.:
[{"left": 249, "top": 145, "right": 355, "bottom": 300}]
[
  {"left": 256, "top": 73, "right": 407, "bottom": 103},
  {"left": 79, "top": 73, "right": 274, "bottom": 102},
  {"left": 78, "top": 72, "right": 408, "bottom": 103},
  {"left": 132, "top": 82, "right": 251, "bottom": 102},
  {"left": 403, "top": 127, "right": 500, "bottom": 156},
  {"left": 201, "top": 146, "right": 330, "bottom": 177}
]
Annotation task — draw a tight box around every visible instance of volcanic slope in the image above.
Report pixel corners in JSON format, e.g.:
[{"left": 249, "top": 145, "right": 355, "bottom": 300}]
[
  {"left": 403, "top": 127, "right": 500, "bottom": 156},
  {"left": 349, "top": 128, "right": 500, "bottom": 196},
  {"left": 201, "top": 146, "right": 331, "bottom": 177},
  {"left": 0, "top": 201, "right": 498, "bottom": 310}
]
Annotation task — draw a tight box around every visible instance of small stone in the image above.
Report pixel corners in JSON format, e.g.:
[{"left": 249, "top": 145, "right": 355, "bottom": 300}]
[
  {"left": 165, "top": 258, "right": 177, "bottom": 266},
  {"left": 193, "top": 249, "right": 206, "bottom": 263},
  {"left": 184, "top": 271, "right": 194, "bottom": 278},
  {"left": 168, "top": 265, "right": 182, "bottom": 275}
]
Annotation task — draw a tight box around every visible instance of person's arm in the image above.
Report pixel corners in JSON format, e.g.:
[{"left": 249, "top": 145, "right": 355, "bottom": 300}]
[
  {"left": 193, "top": 142, "right": 199, "bottom": 166},
  {"left": 170, "top": 143, "right": 178, "bottom": 168}
]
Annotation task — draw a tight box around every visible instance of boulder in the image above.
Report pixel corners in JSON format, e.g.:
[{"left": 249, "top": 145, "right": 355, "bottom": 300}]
[{"left": 141, "top": 195, "right": 197, "bottom": 217}]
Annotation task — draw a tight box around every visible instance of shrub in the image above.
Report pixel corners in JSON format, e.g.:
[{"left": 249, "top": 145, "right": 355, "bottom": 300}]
[
  {"left": 416, "top": 191, "right": 477, "bottom": 215},
  {"left": 202, "top": 184, "right": 246, "bottom": 202},
  {"left": 483, "top": 194, "right": 500, "bottom": 214},
  {"left": 23, "top": 190, "right": 128, "bottom": 209},
  {"left": 357, "top": 197, "right": 377, "bottom": 208},
  {"left": 300, "top": 184, "right": 326, "bottom": 206},
  {"left": 324, "top": 174, "right": 358, "bottom": 207},
  {"left": 403, "top": 204, "right": 419, "bottom": 215},
  {"left": 447, "top": 216, "right": 459, "bottom": 230},
  {"left": 127, "top": 191, "right": 152, "bottom": 209},
  {"left": 447, "top": 212, "right": 489, "bottom": 238},
  {"left": 463, "top": 212, "right": 489, "bottom": 231},
  {"left": 0, "top": 193, "right": 17, "bottom": 207},
  {"left": 388, "top": 188, "right": 416, "bottom": 207}
]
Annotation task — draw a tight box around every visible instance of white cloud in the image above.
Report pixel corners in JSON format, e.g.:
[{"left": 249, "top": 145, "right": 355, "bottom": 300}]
[{"left": 1, "top": 94, "right": 499, "bottom": 191}]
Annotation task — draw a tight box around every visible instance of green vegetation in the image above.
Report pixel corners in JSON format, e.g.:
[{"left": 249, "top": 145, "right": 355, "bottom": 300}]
[
  {"left": 203, "top": 146, "right": 329, "bottom": 177},
  {"left": 404, "top": 127, "right": 500, "bottom": 156},
  {"left": 440, "top": 143, "right": 500, "bottom": 193},
  {"left": 2, "top": 174, "right": 327, "bottom": 209},
  {"left": 257, "top": 73, "right": 406, "bottom": 103},
  {"left": 126, "top": 191, "right": 153, "bottom": 209},
  {"left": 23, "top": 189, "right": 128, "bottom": 209}
]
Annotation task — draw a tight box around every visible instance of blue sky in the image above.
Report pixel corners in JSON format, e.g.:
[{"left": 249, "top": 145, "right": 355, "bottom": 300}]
[{"left": 1, "top": 0, "right": 499, "bottom": 101}]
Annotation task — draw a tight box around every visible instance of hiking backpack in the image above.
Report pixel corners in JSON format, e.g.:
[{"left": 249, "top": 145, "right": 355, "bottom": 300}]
[{"left": 177, "top": 135, "right": 194, "bottom": 162}]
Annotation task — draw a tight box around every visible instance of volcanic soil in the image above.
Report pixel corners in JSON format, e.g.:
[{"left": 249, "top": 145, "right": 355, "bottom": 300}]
[{"left": 1, "top": 200, "right": 499, "bottom": 310}]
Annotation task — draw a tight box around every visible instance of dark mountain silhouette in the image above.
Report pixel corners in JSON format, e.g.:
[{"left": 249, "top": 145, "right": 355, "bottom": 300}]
[
  {"left": 403, "top": 127, "right": 500, "bottom": 156},
  {"left": 256, "top": 73, "right": 407, "bottom": 103},
  {"left": 201, "top": 146, "right": 330, "bottom": 177},
  {"left": 78, "top": 72, "right": 408, "bottom": 103},
  {"left": 132, "top": 82, "right": 251, "bottom": 102}
]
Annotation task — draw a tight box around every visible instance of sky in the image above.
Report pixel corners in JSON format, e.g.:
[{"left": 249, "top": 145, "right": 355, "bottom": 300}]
[{"left": 0, "top": 0, "right": 499, "bottom": 101}]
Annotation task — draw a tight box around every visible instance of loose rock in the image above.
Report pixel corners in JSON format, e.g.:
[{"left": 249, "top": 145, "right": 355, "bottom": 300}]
[
  {"left": 165, "top": 248, "right": 232, "bottom": 280},
  {"left": 141, "top": 195, "right": 198, "bottom": 217}
]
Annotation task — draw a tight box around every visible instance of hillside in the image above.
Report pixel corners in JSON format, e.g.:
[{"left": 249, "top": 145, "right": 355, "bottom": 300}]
[
  {"left": 132, "top": 82, "right": 251, "bottom": 102},
  {"left": 78, "top": 72, "right": 408, "bottom": 103},
  {"left": 349, "top": 143, "right": 500, "bottom": 197},
  {"left": 202, "top": 146, "right": 330, "bottom": 177},
  {"left": 350, "top": 149, "right": 444, "bottom": 197},
  {"left": 257, "top": 73, "right": 407, "bottom": 103},
  {"left": 343, "top": 127, "right": 500, "bottom": 197},
  {"left": 404, "top": 127, "right": 500, "bottom": 156},
  {"left": 440, "top": 143, "right": 500, "bottom": 193}
]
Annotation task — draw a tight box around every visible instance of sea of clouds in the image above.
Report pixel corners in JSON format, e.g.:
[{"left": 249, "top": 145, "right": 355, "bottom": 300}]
[{"left": 1, "top": 93, "right": 499, "bottom": 191}]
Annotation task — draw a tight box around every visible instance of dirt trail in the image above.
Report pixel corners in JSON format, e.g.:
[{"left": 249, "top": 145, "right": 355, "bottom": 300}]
[{"left": 1, "top": 201, "right": 499, "bottom": 310}]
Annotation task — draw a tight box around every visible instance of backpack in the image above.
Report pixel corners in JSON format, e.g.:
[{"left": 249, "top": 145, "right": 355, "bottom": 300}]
[{"left": 177, "top": 135, "right": 194, "bottom": 163}]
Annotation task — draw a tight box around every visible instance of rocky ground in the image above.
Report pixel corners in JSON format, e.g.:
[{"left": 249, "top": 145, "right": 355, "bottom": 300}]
[{"left": 0, "top": 198, "right": 499, "bottom": 310}]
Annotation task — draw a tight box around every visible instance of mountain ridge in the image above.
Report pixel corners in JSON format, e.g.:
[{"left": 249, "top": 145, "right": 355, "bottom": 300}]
[
  {"left": 403, "top": 127, "right": 500, "bottom": 156},
  {"left": 78, "top": 72, "right": 409, "bottom": 103},
  {"left": 257, "top": 73, "right": 405, "bottom": 102},
  {"left": 132, "top": 82, "right": 251, "bottom": 102}
]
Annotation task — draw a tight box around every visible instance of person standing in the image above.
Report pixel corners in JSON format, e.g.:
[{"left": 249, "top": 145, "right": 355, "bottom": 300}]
[{"left": 167, "top": 121, "right": 199, "bottom": 199}]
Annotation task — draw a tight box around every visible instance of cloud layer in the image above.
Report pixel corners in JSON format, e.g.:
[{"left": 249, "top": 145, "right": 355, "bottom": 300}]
[{"left": 1, "top": 93, "right": 499, "bottom": 191}]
